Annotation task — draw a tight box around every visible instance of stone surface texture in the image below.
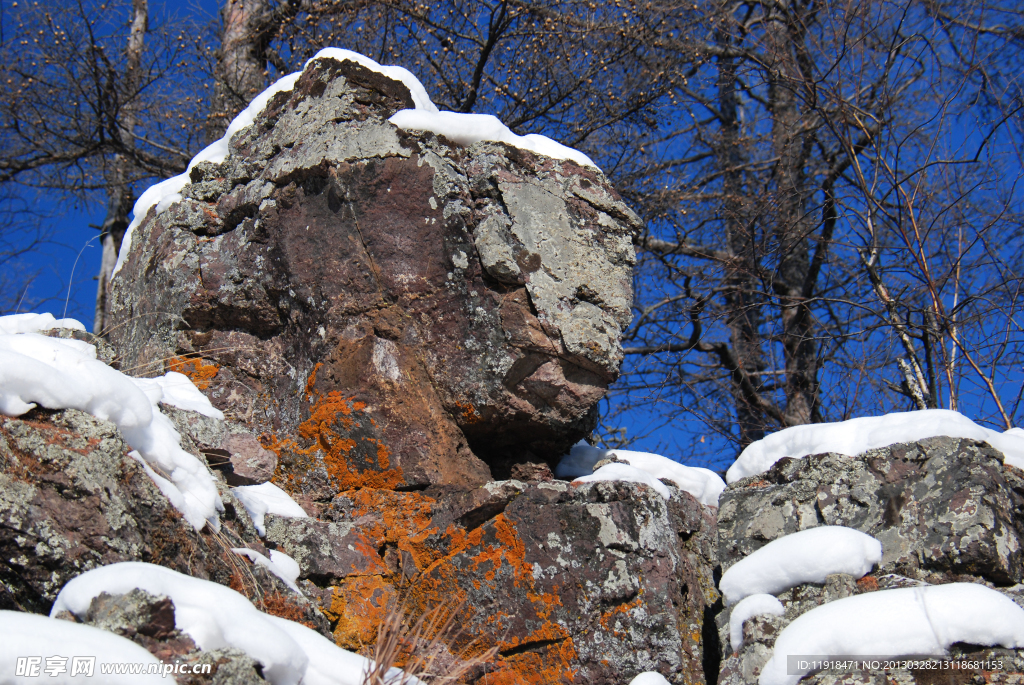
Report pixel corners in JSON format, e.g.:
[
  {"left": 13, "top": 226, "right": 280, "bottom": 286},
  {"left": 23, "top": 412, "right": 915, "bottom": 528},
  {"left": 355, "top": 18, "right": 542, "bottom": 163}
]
[
  {"left": 0, "top": 407, "right": 326, "bottom": 632},
  {"left": 107, "top": 55, "right": 642, "bottom": 488},
  {"left": 715, "top": 437, "right": 1024, "bottom": 685},
  {"left": 265, "top": 479, "right": 719, "bottom": 685},
  {"left": 60, "top": 588, "right": 268, "bottom": 684}
]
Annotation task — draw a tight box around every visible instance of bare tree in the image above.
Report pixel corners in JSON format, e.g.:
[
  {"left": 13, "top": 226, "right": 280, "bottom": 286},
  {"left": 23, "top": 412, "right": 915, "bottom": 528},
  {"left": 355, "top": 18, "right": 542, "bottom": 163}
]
[
  {"left": 95, "top": 0, "right": 148, "bottom": 333},
  {"left": 4, "top": 0, "right": 1020, "bottom": 468},
  {"left": 0, "top": 0, "right": 202, "bottom": 323},
  {"left": 613, "top": 0, "right": 1024, "bottom": 462}
]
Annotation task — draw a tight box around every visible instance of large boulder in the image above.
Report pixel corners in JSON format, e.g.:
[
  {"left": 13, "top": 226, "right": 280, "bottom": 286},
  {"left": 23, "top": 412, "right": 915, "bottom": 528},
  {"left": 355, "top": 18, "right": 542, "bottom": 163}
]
[
  {"left": 718, "top": 437, "right": 1024, "bottom": 585},
  {"left": 107, "top": 55, "right": 642, "bottom": 489},
  {"left": 715, "top": 437, "right": 1024, "bottom": 685}
]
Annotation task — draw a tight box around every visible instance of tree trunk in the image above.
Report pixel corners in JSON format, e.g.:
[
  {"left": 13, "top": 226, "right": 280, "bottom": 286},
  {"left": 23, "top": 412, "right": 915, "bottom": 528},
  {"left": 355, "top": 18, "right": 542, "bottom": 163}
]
[
  {"left": 207, "top": 0, "right": 269, "bottom": 143},
  {"left": 94, "top": 0, "right": 147, "bottom": 334},
  {"left": 766, "top": 8, "right": 820, "bottom": 427},
  {"left": 716, "top": 27, "right": 769, "bottom": 445}
]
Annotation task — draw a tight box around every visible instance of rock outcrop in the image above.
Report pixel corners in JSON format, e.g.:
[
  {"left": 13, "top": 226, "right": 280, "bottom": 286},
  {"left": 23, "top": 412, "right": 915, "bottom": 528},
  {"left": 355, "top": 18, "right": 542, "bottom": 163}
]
[
  {"left": 0, "top": 399, "right": 719, "bottom": 685},
  {"left": 107, "top": 55, "right": 642, "bottom": 487},
  {"left": 267, "top": 479, "right": 719, "bottom": 685},
  {"left": 716, "top": 436, "right": 1024, "bottom": 685},
  {"left": 0, "top": 405, "right": 326, "bottom": 633},
  {"left": 57, "top": 588, "right": 266, "bottom": 685},
  {"left": 13, "top": 47, "right": 1024, "bottom": 685}
]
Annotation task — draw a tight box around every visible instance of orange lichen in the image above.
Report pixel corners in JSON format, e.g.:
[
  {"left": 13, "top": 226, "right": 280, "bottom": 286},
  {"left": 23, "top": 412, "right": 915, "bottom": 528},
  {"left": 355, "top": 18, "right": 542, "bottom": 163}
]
[
  {"left": 857, "top": 575, "right": 879, "bottom": 592},
  {"left": 269, "top": 388, "right": 403, "bottom": 491},
  {"left": 598, "top": 595, "right": 645, "bottom": 639},
  {"left": 479, "top": 638, "right": 579, "bottom": 685},
  {"left": 166, "top": 355, "right": 220, "bottom": 390},
  {"left": 261, "top": 593, "right": 318, "bottom": 630},
  {"left": 342, "top": 489, "right": 440, "bottom": 571},
  {"left": 326, "top": 576, "right": 396, "bottom": 651},
  {"left": 454, "top": 400, "right": 482, "bottom": 424},
  {"left": 380, "top": 512, "right": 579, "bottom": 684}
]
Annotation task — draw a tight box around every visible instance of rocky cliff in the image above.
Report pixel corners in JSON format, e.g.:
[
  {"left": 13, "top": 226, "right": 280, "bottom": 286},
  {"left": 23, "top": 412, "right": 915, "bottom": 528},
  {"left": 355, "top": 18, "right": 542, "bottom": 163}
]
[{"left": 3, "top": 48, "right": 1024, "bottom": 685}]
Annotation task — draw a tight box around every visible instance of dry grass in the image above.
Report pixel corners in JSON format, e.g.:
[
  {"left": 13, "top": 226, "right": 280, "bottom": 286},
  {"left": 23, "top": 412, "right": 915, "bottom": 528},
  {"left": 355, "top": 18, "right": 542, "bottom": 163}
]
[{"left": 362, "top": 598, "right": 499, "bottom": 685}]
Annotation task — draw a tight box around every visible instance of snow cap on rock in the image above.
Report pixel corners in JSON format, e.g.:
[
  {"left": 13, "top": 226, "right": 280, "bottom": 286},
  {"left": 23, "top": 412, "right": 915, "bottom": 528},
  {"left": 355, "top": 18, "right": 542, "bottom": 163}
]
[
  {"left": 719, "top": 526, "right": 882, "bottom": 605},
  {"left": 728, "top": 409, "right": 1024, "bottom": 483},
  {"left": 557, "top": 441, "right": 726, "bottom": 506},
  {"left": 760, "top": 583, "right": 1024, "bottom": 685}
]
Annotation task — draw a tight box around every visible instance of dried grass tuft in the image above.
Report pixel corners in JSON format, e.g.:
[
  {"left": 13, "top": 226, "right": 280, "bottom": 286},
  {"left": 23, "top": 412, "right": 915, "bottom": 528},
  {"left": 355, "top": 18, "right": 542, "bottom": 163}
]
[{"left": 362, "top": 598, "right": 498, "bottom": 685}]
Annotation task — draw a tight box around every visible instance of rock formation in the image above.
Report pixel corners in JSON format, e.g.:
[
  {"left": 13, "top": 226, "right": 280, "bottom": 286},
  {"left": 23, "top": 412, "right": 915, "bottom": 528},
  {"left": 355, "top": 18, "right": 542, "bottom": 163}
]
[
  {"left": 107, "top": 55, "right": 642, "bottom": 488},
  {"left": 716, "top": 436, "right": 1024, "bottom": 685},
  {"left": 5, "top": 49, "right": 1024, "bottom": 685}
]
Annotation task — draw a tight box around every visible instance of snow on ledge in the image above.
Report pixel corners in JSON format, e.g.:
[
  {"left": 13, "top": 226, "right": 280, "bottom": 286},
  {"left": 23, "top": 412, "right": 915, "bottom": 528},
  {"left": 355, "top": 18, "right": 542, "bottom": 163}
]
[
  {"left": 113, "top": 46, "right": 594, "bottom": 277},
  {"left": 556, "top": 442, "right": 726, "bottom": 506},
  {"left": 729, "top": 593, "right": 785, "bottom": 651},
  {"left": 0, "top": 312, "right": 86, "bottom": 335},
  {"left": 388, "top": 109, "right": 597, "bottom": 169},
  {"left": 727, "top": 409, "right": 1024, "bottom": 484},
  {"left": 131, "top": 371, "right": 224, "bottom": 419},
  {"left": 50, "top": 562, "right": 416, "bottom": 685},
  {"left": 233, "top": 547, "right": 303, "bottom": 594},
  {"left": 760, "top": 583, "right": 1024, "bottom": 685},
  {"left": 719, "top": 526, "right": 881, "bottom": 605},
  {"left": 0, "top": 318, "right": 223, "bottom": 531},
  {"left": 265, "top": 614, "right": 419, "bottom": 685},
  {"left": 628, "top": 674, "right": 672, "bottom": 685},
  {"left": 0, "top": 610, "right": 165, "bottom": 683},
  {"left": 232, "top": 481, "right": 309, "bottom": 536},
  {"left": 52, "top": 562, "right": 307, "bottom": 685},
  {"left": 573, "top": 462, "right": 671, "bottom": 499}
]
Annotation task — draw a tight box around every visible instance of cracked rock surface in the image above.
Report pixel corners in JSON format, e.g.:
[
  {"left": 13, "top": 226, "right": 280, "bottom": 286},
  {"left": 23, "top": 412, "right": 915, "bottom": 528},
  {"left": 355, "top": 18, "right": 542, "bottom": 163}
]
[
  {"left": 107, "top": 55, "right": 642, "bottom": 487},
  {"left": 715, "top": 437, "right": 1024, "bottom": 685},
  {"left": 0, "top": 407, "right": 326, "bottom": 632},
  {"left": 264, "top": 479, "right": 718, "bottom": 685}
]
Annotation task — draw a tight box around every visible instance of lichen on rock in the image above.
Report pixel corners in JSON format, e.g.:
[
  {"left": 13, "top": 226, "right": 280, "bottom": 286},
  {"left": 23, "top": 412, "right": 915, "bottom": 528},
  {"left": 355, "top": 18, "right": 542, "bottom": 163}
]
[{"left": 107, "top": 54, "right": 642, "bottom": 488}]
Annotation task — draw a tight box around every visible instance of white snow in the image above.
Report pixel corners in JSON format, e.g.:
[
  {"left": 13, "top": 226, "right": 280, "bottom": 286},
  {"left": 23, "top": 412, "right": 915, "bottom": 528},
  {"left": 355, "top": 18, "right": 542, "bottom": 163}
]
[
  {"left": 232, "top": 481, "right": 308, "bottom": 536},
  {"left": 0, "top": 324, "right": 223, "bottom": 531},
  {"left": 0, "top": 312, "right": 85, "bottom": 335},
  {"left": 719, "top": 527, "right": 881, "bottom": 605},
  {"left": 130, "top": 371, "right": 224, "bottom": 419},
  {"left": 264, "top": 615, "right": 418, "bottom": 685},
  {"left": 50, "top": 562, "right": 309, "bottom": 685},
  {"left": 113, "top": 47, "right": 594, "bottom": 276},
  {"left": 49, "top": 561, "right": 424, "bottom": 685},
  {"left": 760, "top": 583, "right": 1024, "bottom": 685},
  {"left": 0, "top": 610, "right": 164, "bottom": 683},
  {"left": 628, "top": 674, "right": 672, "bottom": 685},
  {"left": 729, "top": 594, "right": 785, "bottom": 651},
  {"left": 573, "top": 462, "right": 672, "bottom": 500},
  {"left": 556, "top": 442, "right": 726, "bottom": 506},
  {"left": 388, "top": 110, "right": 597, "bottom": 169},
  {"left": 728, "top": 409, "right": 1024, "bottom": 483},
  {"left": 111, "top": 68, "right": 302, "bottom": 277},
  {"left": 232, "top": 548, "right": 303, "bottom": 594}
]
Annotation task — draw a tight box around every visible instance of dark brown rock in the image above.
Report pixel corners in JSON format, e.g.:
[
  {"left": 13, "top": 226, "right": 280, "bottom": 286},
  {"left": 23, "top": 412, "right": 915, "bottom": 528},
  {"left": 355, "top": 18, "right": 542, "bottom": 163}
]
[
  {"left": 265, "top": 479, "right": 719, "bottom": 685},
  {"left": 509, "top": 461, "right": 554, "bottom": 482},
  {"left": 220, "top": 433, "right": 277, "bottom": 485},
  {"left": 66, "top": 588, "right": 268, "bottom": 684},
  {"left": 107, "top": 55, "right": 641, "bottom": 496},
  {"left": 0, "top": 407, "right": 324, "bottom": 633}
]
